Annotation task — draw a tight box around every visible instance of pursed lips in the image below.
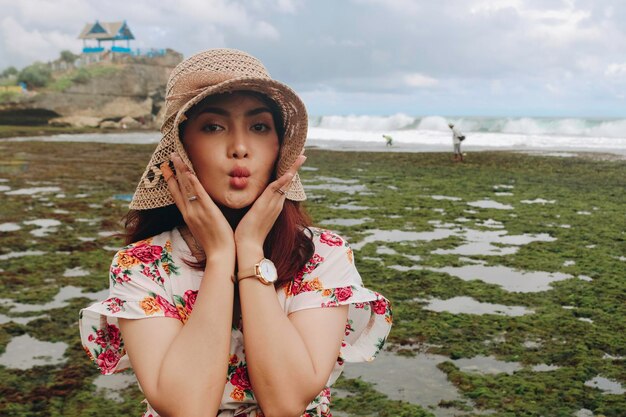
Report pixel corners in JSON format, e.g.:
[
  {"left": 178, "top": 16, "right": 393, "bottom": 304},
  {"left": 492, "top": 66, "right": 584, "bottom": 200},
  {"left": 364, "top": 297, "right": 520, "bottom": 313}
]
[{"left": 229, "top": 166, "right": 250, "bottom": 189}]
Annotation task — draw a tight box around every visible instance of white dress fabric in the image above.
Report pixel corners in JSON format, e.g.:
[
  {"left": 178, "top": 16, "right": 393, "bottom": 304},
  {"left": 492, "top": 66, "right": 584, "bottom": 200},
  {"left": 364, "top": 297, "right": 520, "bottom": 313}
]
[{"left": 79, "top": 227, "right": 393, "bottom": 417}]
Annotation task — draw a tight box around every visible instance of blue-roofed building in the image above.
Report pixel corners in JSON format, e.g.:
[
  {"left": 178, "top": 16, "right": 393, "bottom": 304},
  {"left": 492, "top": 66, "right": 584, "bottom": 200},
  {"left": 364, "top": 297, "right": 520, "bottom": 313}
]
[{"left": 78, "top": 21, "right": 135, "bottom": 54}]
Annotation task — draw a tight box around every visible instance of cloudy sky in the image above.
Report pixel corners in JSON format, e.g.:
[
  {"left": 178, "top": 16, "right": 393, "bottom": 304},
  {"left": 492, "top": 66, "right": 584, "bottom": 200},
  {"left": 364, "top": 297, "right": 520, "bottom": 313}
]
[{"left": 1, "top": 0, "right": 625, "bottom": 117}]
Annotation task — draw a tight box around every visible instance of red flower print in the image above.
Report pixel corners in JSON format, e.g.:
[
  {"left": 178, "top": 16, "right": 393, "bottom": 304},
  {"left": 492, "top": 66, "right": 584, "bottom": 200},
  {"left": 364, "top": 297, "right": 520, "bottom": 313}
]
[
  {"left": 104, "top": 297, "right": 125, "bottom": 313},
  {"left": 230, "top": 366, "right": 252, "bottom": 390},
  {"left": 294, "top": 270, "right": 305, "bottom": 282},
  {"left": 90, "top": 323, "right": 121, "bottom": 350},
  {"left": 106, "top": 324, "right": 121, "bottom": 348},
  {"left": 334, "top": 286, "right": 353, "bottom": 302},
  {"left": 372, "top": 298, "right": 388, "bottom": 315},
  {"left": 128, "top": 243, "right": 163, "bottom": 264},
  {"left": 142, "top": 265, "right": 153, "bottom": 278},
  {"left": 114, "top": 274, "right": 131, "bottom": 284},
  {"left": 303, "top": 254, "right": 324, "bottom": 273},
  {"left": 287, "top": 254, "right": 327, "bottom": 296},
  {"left": 320, "top": 232, "right": 343, "bottom": 247},
  {"left": 287, "top": 272, "right": 305, "bottom": 296},
  {"left": 156, "top": 295, "right": 180, "bottom": 319},
  {"left": 183, "top": 290, "right": 198, "bottom": 311},
  {"left": 345, "top": 321, "right": 354, "bottom": 336},
  {"left": 110, "top": 266, "right": 131, "bottom": 283},
  {"left": 96, "top": 348, "right": 121, "bottom": 374}
]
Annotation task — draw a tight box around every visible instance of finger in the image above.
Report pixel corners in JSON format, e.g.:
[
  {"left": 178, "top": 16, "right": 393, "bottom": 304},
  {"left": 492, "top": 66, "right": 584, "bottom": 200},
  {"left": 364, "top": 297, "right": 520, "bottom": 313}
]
[
  {"left": 273, "top": 155, "right": 307, "bottom": 192},
  {"left": 186, "top": 171, "right": 216, "bottom": 208},
  {"left": 288, "top": 154, "right": 307, "bottom": 175},
  {"left": 171, "top": 153, "right": 195, "bottom": 199},
  {"left": 161, "top": 161, "right": 186, "bottom": 209}
]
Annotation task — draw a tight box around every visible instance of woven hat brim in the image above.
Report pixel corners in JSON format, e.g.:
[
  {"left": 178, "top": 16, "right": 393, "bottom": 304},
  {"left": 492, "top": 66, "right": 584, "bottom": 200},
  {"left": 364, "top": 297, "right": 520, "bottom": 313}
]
[{"left": 129, "top": 77, "right": 307, "bottom": 210}]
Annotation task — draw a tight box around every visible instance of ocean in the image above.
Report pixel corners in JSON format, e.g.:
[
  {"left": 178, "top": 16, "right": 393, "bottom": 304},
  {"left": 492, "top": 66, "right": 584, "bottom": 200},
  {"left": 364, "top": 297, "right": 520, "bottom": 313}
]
[
  {"left": 307, "top": 115, "right": 626, "bottom": 154},
  {"left": 7, "top": 115, "right": 626, "bottom": 155}
]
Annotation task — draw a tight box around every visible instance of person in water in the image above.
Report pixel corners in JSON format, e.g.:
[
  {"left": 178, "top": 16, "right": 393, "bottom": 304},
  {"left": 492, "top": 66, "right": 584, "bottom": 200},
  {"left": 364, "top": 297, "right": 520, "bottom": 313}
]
[{"left": 448, "top": 122, "right": 465, "bottom": 162}]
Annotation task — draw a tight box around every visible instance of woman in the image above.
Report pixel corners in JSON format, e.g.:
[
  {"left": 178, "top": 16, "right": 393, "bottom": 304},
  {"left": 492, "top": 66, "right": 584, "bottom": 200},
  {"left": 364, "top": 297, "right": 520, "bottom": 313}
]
[{"left": 80, "top": 49, "right": 392, "bottom": 417}]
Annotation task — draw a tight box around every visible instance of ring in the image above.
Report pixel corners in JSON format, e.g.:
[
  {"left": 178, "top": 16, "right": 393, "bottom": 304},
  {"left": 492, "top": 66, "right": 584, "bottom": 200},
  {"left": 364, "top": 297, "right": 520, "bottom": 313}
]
[
  {"left": 276, "top": 189, "right": 286, "bottom": 195},
  {"left": 187, "top": 195, "right": 198, "bottom": 202}
]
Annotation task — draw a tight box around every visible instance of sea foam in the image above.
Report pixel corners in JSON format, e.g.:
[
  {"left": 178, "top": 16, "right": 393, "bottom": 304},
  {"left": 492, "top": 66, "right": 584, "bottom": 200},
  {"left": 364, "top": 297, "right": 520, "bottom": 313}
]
[{"left": 311, "top": 115, "right": 626, "bottom": 139}]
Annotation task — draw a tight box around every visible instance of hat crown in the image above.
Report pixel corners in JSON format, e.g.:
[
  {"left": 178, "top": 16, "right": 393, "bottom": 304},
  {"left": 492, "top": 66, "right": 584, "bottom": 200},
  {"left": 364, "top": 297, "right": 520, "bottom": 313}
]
[{"left": 166, "top": 49, "right": 271, "bottom": 95}]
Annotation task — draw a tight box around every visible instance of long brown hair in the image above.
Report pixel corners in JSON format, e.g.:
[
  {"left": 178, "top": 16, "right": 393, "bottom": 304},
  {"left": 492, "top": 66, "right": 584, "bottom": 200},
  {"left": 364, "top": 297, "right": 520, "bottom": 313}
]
[{"left": 123, "top": 91, "right": 314, "bottom": 285}]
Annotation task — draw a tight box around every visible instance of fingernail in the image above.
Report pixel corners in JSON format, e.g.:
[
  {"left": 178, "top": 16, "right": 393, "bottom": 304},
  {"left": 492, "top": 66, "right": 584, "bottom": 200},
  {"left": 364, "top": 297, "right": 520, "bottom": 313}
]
[{"left": 160, "top": 162, "right": 173, "bottom": 181}]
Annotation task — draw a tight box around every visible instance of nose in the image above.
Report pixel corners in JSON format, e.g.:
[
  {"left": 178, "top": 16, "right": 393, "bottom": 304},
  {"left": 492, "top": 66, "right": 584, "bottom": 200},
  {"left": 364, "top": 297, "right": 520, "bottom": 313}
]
[{"left": 228, "top": 128, "right": 249, "bottom": 159}]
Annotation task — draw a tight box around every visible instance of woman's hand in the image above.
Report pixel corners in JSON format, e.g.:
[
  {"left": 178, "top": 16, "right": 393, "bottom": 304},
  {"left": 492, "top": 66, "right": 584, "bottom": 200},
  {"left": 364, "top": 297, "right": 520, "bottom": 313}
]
[
  {"left": 163, "top": 153, "right": 235, "bottom": 261},
  {"left": 234, "top": 155, "right": 306, "bottom": 254}
]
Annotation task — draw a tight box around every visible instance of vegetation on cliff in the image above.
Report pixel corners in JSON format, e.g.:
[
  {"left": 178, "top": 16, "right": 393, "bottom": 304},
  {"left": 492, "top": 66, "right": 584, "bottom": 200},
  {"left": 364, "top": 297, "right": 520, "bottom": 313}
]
[
  {"left": 48, "top": 65, "right": 121, "bottom": 92},
  {"left": 1, "top": 50, "right": 83, "bottom": 92}
]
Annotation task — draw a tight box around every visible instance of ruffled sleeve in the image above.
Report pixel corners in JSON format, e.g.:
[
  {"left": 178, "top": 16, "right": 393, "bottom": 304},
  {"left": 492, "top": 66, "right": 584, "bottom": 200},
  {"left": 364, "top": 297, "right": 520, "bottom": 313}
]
[
  {"left": 284, "top": 229, "right": 392, "bottom": 364},
  {"left": 79, "top": 237, "right": 183, "bottom": 375}
]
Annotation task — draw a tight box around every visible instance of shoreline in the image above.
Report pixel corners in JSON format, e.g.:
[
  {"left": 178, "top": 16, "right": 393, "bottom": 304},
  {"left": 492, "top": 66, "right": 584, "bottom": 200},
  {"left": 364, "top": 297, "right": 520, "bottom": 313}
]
[
  {"left": 2, "top": 130, "right": 625, "bottom": 160},
  {"left": 305, "top": 140, "right": 626, "bottom": 161}
]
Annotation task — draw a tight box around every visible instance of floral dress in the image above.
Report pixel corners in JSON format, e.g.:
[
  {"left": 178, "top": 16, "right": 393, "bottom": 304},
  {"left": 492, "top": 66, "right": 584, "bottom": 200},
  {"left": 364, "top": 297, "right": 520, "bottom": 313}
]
[{"left": 79, "top": 227, "right": 392, "bottom": 417}]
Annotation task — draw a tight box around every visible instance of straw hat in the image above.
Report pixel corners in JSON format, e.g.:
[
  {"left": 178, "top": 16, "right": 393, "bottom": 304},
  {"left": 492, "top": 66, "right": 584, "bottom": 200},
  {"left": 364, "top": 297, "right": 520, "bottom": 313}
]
[{"left": 129, "top": 48, "right": 308, "bottom": 210}]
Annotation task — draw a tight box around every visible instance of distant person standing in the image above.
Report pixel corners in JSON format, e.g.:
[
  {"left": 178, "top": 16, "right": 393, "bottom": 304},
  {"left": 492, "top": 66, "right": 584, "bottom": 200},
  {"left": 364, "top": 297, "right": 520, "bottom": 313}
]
[
  {"left": 448, "top": 123, "right": 465, "bottom": 162},
  {"left": 382, "top": 134, "right": 393, "bottom": 147}
]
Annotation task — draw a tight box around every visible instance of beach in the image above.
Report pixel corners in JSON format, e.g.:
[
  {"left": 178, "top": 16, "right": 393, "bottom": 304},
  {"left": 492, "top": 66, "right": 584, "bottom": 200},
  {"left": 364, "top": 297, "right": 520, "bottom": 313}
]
[
  {"left": 6, "top": 120, "right": 626, "bottom": 157},
  {"left": 0, "top": 138, "right": 624, "bottom": 417}
]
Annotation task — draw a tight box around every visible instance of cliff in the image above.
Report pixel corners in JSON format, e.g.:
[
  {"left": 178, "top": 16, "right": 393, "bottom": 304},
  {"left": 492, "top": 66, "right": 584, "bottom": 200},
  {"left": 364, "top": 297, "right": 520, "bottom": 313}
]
[{"left": 0, "top": 49, "right": 183, "bottom": 128}]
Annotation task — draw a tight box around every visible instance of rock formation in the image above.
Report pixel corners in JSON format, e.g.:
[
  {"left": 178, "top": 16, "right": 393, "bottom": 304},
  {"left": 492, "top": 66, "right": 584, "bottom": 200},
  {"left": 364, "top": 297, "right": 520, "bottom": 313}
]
[{"left": 1, "top": 49, "right": 182, "bottom": 129}]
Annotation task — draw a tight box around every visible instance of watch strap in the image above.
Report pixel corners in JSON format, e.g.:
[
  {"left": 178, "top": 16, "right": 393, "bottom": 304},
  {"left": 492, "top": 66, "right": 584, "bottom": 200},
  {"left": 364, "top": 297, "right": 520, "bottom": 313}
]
[{"left": 236, "top": 264, "right": 260, "bottom": 283}]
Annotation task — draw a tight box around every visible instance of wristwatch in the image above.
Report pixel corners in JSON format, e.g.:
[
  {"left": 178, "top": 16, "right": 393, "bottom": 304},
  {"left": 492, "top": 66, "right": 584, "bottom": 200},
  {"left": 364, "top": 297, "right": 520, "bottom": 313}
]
[{"left": 237, "top": 258, "right": 278, "bottom": 285}]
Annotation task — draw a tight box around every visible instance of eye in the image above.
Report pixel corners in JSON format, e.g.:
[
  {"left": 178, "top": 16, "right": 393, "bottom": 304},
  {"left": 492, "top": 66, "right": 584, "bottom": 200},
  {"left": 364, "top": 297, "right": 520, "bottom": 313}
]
[
  {"left": 201, "top": 123, "right": 224, "bottom": 133},
  {"left": 251, "top": 123, "right": 271, "bottom": 133}
]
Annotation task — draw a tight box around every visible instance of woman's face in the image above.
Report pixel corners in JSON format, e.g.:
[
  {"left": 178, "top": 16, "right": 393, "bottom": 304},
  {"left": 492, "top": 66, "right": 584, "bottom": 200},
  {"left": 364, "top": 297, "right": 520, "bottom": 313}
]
[{"left": 182, "top": 92, "right": 280, "bottom": 209}]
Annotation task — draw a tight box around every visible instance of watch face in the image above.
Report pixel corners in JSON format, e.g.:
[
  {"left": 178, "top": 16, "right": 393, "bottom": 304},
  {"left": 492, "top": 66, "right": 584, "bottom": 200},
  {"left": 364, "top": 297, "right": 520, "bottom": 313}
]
[{"left": 259, "top": 259, "right": 278, "bottom": 282}]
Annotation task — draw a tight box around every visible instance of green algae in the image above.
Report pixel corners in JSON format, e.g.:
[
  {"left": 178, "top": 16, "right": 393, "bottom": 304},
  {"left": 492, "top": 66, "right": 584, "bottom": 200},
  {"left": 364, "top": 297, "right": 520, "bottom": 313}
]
[
  {"left": 0, "top": 141, "right": 624, "bottom": 416},
  {"left": 332, "top": 376, "right": 435, "bottom": 417}
]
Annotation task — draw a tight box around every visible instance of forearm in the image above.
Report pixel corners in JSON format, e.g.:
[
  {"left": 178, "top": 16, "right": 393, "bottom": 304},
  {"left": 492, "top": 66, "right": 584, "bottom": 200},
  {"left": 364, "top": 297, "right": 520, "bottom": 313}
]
[
  {"left": 154, "top": 259, "right": 234, "bottom": 417},
  {"left": 240, "top": 282, "right": 323, "bottom": 416},
  {"left": 237, "top": 249, "right": 324, "bottom": 416}
]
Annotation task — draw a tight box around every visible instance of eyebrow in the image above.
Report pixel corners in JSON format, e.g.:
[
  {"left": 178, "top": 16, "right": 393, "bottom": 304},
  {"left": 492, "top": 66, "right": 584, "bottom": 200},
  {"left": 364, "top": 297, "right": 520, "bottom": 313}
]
[{"left": 196, "top": 106, "right": 272, "bottom": 117}]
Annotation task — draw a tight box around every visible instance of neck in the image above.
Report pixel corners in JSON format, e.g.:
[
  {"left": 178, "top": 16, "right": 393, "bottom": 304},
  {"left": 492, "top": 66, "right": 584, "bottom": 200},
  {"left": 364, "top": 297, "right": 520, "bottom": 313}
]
[{"left": 220, "top": 205, "right": 249, "bottom": 230}]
